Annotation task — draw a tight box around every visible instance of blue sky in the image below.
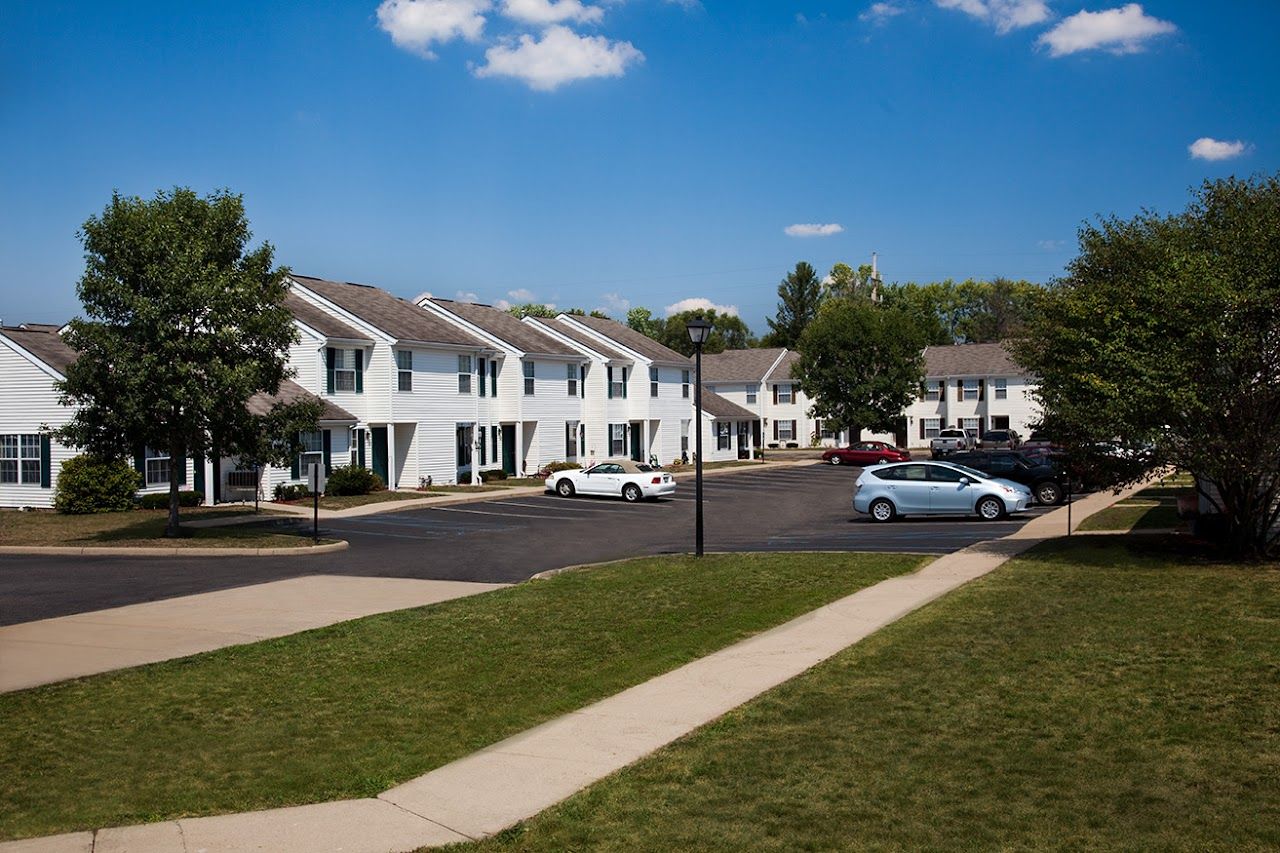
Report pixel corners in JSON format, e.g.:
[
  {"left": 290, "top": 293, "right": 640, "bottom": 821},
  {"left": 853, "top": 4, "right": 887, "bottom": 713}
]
[{"left": 2, "top": 1, "right": 1276, "bottom": 333}]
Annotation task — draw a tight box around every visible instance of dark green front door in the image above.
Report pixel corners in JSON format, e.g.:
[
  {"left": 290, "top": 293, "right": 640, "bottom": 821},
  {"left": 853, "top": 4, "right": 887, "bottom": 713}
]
[
  {"left": 502, "top": 425, "right": 517, "bottom": 476},
  {"left": 371, "top": 426, "right": 388, "bottom": 482},
  {"left": 629, "top": 422, "right": 642, "bottom": 462}
]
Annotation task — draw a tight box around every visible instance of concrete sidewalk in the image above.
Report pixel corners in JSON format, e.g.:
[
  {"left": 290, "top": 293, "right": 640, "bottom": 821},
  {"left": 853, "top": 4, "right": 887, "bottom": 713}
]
[
  {"left": 0, "top": 483, "right": 1143, "bottom": 853},
  {"left": 0, "top": 575, "right": 504, "bottom": 693}
]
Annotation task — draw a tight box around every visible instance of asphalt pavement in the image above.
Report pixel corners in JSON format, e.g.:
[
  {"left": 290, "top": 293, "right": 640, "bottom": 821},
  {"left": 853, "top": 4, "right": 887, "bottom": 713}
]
[{"left": 0, "top": 463, "right": 1059, "bottom": 625}]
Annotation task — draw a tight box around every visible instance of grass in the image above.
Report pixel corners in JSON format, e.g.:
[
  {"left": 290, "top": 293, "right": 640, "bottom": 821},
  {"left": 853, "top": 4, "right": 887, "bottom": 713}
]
[
  {"left": 0, "top": 551, "right": 924, "bottom": 841},
  {"left": 462, "top": 537, "right": 1280, "bottom": 852},
  {"left": 1079, "top": 479, "right": 1190, "bottom": 532},
  {"left": 0, "top": 507, "right": 320, "bottom": 548},
  {"left": 427, "top": 483, "right": 513, "bottom": 493},
  {"left": 313, "top": 491, "right": 436, "bottom": 510}
]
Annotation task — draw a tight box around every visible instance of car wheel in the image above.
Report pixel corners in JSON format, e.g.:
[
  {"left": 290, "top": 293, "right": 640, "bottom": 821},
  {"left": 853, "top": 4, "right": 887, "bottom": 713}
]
[
  {"left": 976, "top": 496, "right": 1005, "bottom": 520},
  {"left": 622, "top": 484, "right": 642, "bottom": 502},
  {"left": 1036, "top": 481, "right": 1064, "bottom": 506},
  {"left": 876, "top": 457, "right": 889, "bottom": 465},
  {"left": 829, "top": 456, "right": 842, "bottom": 465},
  {"left": 557, "top": 480, "right": 575, "bottom": 497},
  {"left": 869, "top": 498, "right": 896, "bottom": 523}
]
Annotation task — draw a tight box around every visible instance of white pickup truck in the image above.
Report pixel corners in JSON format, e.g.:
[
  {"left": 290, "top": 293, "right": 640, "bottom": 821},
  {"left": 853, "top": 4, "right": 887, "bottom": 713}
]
[{"left": 930, "top": 428, "right": 977, "bottom": 458}]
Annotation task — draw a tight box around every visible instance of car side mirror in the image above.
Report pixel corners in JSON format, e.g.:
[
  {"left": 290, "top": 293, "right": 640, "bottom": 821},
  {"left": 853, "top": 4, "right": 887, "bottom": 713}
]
[{"left": 959, "top": 477, "right": 971, "bottom": 486}]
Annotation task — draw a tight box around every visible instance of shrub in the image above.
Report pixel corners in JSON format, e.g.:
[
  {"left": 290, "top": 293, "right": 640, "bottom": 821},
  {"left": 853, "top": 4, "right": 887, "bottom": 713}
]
[
  {"left": 138, "top": 491, "right": 204, "bottom": 509},
  {"left": 273, "top": 483, "right": 311, "bottom": 502},
  {"left": 54, "top": 454, "right": 140, "bottom": 514},
  {"left": 786, "top": 442, "right": 799, "bottom": 449},
  {"left": 480, "top": 469, "right": 508, "bottom": 483},
  {"left": 544, "top": 461, "right": 582, "bottom": 474},
  {"left": 325, "top": 465, "right": 384, "bottom": 496}
]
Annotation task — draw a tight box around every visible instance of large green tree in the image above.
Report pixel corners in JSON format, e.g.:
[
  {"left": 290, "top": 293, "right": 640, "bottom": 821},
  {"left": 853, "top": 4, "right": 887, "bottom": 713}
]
[
  {"left": 657, "top": 309, "right": 756, "bottom": 356},
  {"left": 764, "top": 261, "right": 824, "bottom": 348},
  {"left": 1011, "top": 173, "right": 1280, "bottom": 559},
  {"left": 58, "top": 188, "right": 314, "bottom": 537},
  {"left": 880, "top": 278, "right": 1043, "bottom": 344},
  {"left": 793, "top": 297, "right": 927, "bottom": 437}
]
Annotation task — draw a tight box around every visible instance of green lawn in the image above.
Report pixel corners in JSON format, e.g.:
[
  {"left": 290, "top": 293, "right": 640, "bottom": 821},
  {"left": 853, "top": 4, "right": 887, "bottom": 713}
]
[
  {"left": 314, "top": 490, "right": 436, "bottom": 510},
  {"left": 0, "top": 507, "right": 319, "bottom": 548},
  {"left": 464, "top": 537, "right": 1280, "bottom": 851},
  {"left": 1079, "top": 480, "right": 1190, "bottom": 532},
  {"left": 0, "top": 552, "right": 924, "bottom": 841}
]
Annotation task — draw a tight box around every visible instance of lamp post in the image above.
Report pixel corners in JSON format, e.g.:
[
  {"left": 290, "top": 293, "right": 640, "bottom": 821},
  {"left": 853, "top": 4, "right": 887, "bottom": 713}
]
[{"left": 686, "top": 315, "right": 713, "bottom": 557}]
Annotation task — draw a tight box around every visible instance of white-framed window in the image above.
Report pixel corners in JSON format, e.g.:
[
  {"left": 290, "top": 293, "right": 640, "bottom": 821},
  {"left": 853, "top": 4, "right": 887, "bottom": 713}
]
[
  {"left": 566, "top": 421, "right": 579, "bottom": 459},
  {"left": 963, "top": 379, "right": 979, "bottom": 401},
  {"left": 610, "top": 423, "right": 626, "bottom": 457},
  {"left": 681, "top": 370, "right": 690, "bottom": 399},
  {"left": 778, "top": 384, "right": 793, "bottom": 404},
  {"left": 650, "top": 367, "right": 659, "bottom": 398},
  {"left": 144, "top": 446, "right": 171, "bottom": 486},
  {"left": 994, "top": 378, "right": 1008, "bottom": 400},
  {"left": 924, "top": 418, "right": 942, "bottom": 439},
  {"left": 961, "top": 417, "right": 982, "bottom": 434},
  {"left": 458, "top": 355, "right": 472, "bottom": 394},
  {"left": 298, "top": 431, "right": 323, "bottom": 477},
  {"left": 681, "top": 419, "right": 690, "bottom": 454},
  {"left": 778, "top": 420, "right": 795, "bottom": 441},
  {"left": 746, "top": 385, "right": 757, "bottom": 405},
  {"left": 717, "top": 422, "right": 731, "bottom": 451},
  {"left": 0, "top": 434, "right": 40, "bottom": 485},
  {"left": 610, "top": 368, "right": 625, "bottom": 399},
  {"left": 523, "top": 360, "right": 536, "bottom": 395},
  {"left": 567, "top": 363, "right": 578, "bottom": 397},
  {"left": 396, "top": 350, "right": 413, "bottom": 392},
  {"left": 333, "top": 349, "right": 357, "bottom": 392},
  {"left": 925, "top": 380, "right": 942, "bottom": 402}
]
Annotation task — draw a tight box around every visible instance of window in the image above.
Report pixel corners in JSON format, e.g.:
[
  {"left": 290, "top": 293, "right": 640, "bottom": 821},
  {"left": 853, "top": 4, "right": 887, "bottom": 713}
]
[
  {"left": 143, "top": 446, "right": 172, "bottom": 486},
  {"left": 297, "top": 431, "right": 323, "bottom": 478},
  {"left": 0, "top": 434, "right": 41, "bottom": 485},
  {"left": 334, "top": 349, "right": 357, "bottom": 392},
  {"left": 523, "top": 361, "right": 535, "bottom": 395},
  {"left": 478, "top": 358, "right": 486, "bottom": 398},
  {"left": 746, "top": 385, "right": 757, "bottom": 405},
  {"left": 650, "top": 367, "right": 659, "bottom": 398},
  {"left": 567, "top": 364, "right": 578, "bottom": 397},
  {"left": 777, "top": 384, "right": 793, "bottom": 404},
  {"left": 777, "top": 420, "right": 795, "bottom": 442},
  {"left": 961, "top": 417, "right": 982, "bottom": 434},
  {"left": 994, "top": 378, "right": 1008, "bottom": 400},
  {"left": 991, "top": 415, "right": 1010, "bottom": 430},
  {"left": 925, "top": 380, "right": 942, "bottom": 402},
  {"left": 717, "top": 423, "right": 731, "bottom": 451},
  {"left": 923, "top": 418, "right": 942, "bottom": 439},
  {"left": 681, "top": 370, "right": 690, "bottom": 399},
  {"left": 458, "top": 355, "right": 472, "bottom": 394},
  {"left": 610, "top": 367, "right": 625, "bottom": 399},
  {"left": 963, "top": 379, "right": 979, "bottom": 401},
  {"left": 610, "top": 424, "right": 626, "bottom": 456},
  {"left": 396, "top": 350, "right": 412, "bottom": 392},
  {"left": 566, "top": 422, "right": 579, "bottom": 459},
  {"left": 681, "top": 419, "right": 690, "bottom": 454}
]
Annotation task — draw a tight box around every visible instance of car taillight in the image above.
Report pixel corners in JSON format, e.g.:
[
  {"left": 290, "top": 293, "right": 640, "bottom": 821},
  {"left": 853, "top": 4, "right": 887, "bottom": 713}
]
[{"left": 652, "top": 477, "right": 662, "bottom": 484}]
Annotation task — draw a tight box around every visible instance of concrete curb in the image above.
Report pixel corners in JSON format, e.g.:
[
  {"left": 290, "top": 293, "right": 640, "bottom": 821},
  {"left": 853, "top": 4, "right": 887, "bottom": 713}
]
[{"left": 0, "top": 540, "right": 348, "bottom": 558}]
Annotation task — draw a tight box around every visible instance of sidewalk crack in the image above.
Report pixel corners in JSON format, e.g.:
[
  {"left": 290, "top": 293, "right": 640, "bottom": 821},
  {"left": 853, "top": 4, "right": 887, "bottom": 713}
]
[{"left": 382, "top": 797, "right": 477, "bottom": 842}]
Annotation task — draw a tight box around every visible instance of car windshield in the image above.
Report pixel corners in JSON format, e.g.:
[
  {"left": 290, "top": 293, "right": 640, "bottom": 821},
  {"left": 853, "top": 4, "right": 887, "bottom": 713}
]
[{"left": 940, "top": 462, "right": 987, "bottom": 479}]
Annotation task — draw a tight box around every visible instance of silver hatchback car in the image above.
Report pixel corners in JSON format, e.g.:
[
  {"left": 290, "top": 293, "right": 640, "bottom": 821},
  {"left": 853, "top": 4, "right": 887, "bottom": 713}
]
[{"left": 852, "top": 461, "right": 1031, "bottom": 522}]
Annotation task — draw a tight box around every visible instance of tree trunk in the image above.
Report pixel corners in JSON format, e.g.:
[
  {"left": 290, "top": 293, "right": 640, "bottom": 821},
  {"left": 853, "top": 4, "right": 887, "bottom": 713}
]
[{"left": 166, "top": 438, "right": 184, "bottom": 538}]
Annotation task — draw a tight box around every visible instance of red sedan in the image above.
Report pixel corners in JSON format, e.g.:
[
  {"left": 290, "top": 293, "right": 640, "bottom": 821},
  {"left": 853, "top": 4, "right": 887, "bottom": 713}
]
[{"left": 821, "top": 441, "right": 912, "bottom": 466}]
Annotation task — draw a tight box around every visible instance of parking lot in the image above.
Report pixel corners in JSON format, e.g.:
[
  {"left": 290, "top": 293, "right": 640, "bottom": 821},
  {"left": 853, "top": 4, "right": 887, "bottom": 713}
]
[{"left": 0, "top": 463, "right": 1063, "bottom": 624}]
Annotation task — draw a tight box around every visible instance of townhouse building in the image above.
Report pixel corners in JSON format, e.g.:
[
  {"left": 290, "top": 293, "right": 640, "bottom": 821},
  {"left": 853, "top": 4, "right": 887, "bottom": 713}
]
[
  {"left": 700, "top": 347, "right": 847, "bottom": 449},
  {"left": 906, "top": 342, "right": 1039, "bottom": 448}
]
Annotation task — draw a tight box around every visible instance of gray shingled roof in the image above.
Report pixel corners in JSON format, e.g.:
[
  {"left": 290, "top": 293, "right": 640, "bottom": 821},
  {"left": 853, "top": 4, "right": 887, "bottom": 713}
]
[
  {"left": 563, "top": 315, "right": 690, "bottom": 365},
  {"left": 291, "top": 275, "right": 486, "bottom": 348},
  {"left": 0, "top": 326, "right": 78, "bottom": 375},
  {"left": 247, "top": 379, "right": 355, "bottom": 422},
  {"left": 532, "top": 317, "right": 630, "bottom": 360},
  {"left": 701, "top": 390, "right": 758, "bottom": 420},
  {"left": 700, "top": 347, "right": 786, "bottom": 382},
  {"left": 924, "top": 343, "right": 1021, "bottom": 377},
  {"left": 286, "top": 293, "right": 370, "bottom": 341},
  {"left": 430, "top": 300, "right": 580, "bottom": 356},
  {"left": 767, "top": 350, "right": 800, "bottom": 382}
]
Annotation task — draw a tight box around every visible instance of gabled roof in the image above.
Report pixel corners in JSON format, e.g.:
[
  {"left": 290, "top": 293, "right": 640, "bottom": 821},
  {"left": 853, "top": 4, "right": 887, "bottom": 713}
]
[
  {"left": 766, "top": 350, "right": 800, "bottom": 382},
  {"left": 285, "top": 293, "right": 370, "bottom": 342},
  {"left": 0, "top": 325, "right": 78, "bottom": 375},
  {"left": 247, "top": 379, "right": 355, "bottom": 422},
  {"left": 290, "top": 275, "right": 485, "bottom": 348},
  {"left": 700, "top": 347, "right": 786, "bottom": 383},
  {"left": 562, "top": 315, "right": 690, "bottom": 365},
  {"left": 701, "top": 390, "right": 758, "bottom": 420},
  {"left": 429, "top": 300, "right": 580, "bottom": 357},
  {"left": 924, "top": 343, "right": 1021, "bottom": 377},
  {"left": 531, "top": 317, "right": 630, "bottom": 361}
]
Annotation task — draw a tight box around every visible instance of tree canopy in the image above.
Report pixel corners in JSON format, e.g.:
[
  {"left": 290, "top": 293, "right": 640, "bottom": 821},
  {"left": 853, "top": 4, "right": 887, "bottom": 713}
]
[
  {"left": 879, "top": 278, "right": 1044, "bottom": 345},
  {"left": 764, "top": 262, "right": 823, "bottom": 348},
  {"left": 626, "top": 306, "right": 757, "bottom": 356},
  {"left": 58, "top": 187, "right": 316, "bottom": 536},
  {"left": 1011, "top": 173, "right": 1280, "bottom": 559}
]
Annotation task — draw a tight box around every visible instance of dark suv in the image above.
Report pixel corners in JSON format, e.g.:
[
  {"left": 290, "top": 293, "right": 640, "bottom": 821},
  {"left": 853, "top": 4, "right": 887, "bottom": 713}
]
[{"left": 945, "top": 450, "right": 1066, "bottom": 505}]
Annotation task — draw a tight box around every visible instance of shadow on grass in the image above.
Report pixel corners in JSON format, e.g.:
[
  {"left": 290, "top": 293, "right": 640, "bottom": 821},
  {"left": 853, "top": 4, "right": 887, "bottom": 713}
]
[
  {"left": 87, "top": 517, "right": 303, "bottom": 543},
  {"left": 1020, "top": 531, "right": 1273, "bottom": 570}
]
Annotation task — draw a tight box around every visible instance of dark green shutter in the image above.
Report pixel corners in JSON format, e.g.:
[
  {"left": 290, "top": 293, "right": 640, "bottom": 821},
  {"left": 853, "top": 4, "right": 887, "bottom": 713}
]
[
  {"left": 478, "top": 358, "right": 487, "bottom": 397},
  {"left": 322, "top": 430, "right": 332, "bottom": 474},
  {"left": 357, "top": 430, "right": 366, "bottom": 469},
  {"left": 178, "top": 454, "right": 186, "bottom": 485},
  {"left": 40, "top": 435, "right": 51, "bottom": 489},
  {"left": 134, "top": 447, "right": 145, "bottom": 475},
  {"left": 580, "top": 365, "right": 586, "bottom": 398},
  {"left": 490, "top": 361, "right": 497, "bottom": 396},
  {"left": 193, "top": 456, "right": 205, "bottom": 494},
  {"left": 291, "top": 432, "right": 301, "bottom": 479},
  {"left": 622, "top": 367, "right": 628, "bottom": 398},
  {"left": 607, "top": 366, "right": 614, "bottom": 399},
  {"left": 326, "top": 348, "right": 336, "bottom": 394},
  {"left": 354, "top": 350, "right": 363, "bottom": 393}
]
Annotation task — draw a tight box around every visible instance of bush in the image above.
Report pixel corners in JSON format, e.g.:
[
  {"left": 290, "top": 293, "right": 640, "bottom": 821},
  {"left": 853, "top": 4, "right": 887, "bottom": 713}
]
[
  {"left": 325, "top": 465, "right": 384, "bottom": 496},
  {"left": 138, "top": 491, "right": 204, "bottom": 509},
  {"left": 480, "top": 469, "right": 508, "bottom": 483},
  {"left": 786, "top": 442, "right": 799, "bottom": 449},
  {"left": 544, "top": 461, "right": 582, "bottom": 474},
  {"left": 54, "top": 455, "right": 140, "bottom": 514},
  {"left": 273, "top": 483, "right": 311, "bottom": 502}
]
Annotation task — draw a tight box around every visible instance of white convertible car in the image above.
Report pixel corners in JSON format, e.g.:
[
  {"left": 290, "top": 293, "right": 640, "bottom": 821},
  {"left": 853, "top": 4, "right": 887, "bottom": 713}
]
[{"left": 546, "top": 459, "right": 677, "bottom": 502}]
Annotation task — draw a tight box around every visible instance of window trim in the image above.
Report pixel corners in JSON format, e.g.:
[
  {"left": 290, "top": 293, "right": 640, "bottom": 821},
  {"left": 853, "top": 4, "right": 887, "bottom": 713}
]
[
  {"left": 0, "top": 434, "right": 42, "bottom": 486},
  {"left": 567, "top": 363, "right": 578, "bottom": 397},
  {"left": 962, "top": 379, "right": 979, "bottom": 401},
  {"left": 523, "top": 360, "right": 535, "bottom": 396},
  {"left": 458, "top": 354, "right": 473, "bottom": 394},
  {"left": 396, "top": 350, "right": 413, "bottom": 393},
  {"left": 649, "top": 367, "right": 659, "bottom": 398},
  {"left": 777, "top": 383, "right": 793, "bottom": 405},
  {"left": 681, "top": 369, "right": 691, "bottom": 399},
  {"left": 994, "top": 378, "right": 1008, "bottom": 400}
]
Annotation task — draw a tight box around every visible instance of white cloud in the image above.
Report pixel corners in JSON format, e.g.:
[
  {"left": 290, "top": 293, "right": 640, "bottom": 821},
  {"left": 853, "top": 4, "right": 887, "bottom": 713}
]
[
  {"left": 1188, "top": 137, "right": 1249, "bottom": 162},
  {"left": 474, "top": 25, "right": 643, "bottom": 90},
  {"left": 455, "top": 290, "right": 481, "bottom": 302},
  {"left": 860, "top": 2, "right": 905, "bottom": 24},
  {"left": 376, "top": 0, "right": 492, "bottom": 59},
  {"left": 664, "top": 297, "right": 739, "bottom": 317},
  {"left": 500, "top": 0, "right": 603, "bottom": 25},
  {"left": 784, "top": 223, "right": 844, "bottom": 238},
  {"left": 934, "top": 0, "right": 1050, "bottom": 34},
  {"left": 596, "top": 292, "right": 631, "bottom": 316},
  {"left": 507, "top": 287, "right": 537, "bottom": 301},
  {"left": 1037, "top": 4, "right": 1175, "bottom": 57},
  {"left": 1037, "top": 239, "right": 1065, "bottom": 251},
  {"left": 493, "top": 298, "right": 512, "bottom": 310}
]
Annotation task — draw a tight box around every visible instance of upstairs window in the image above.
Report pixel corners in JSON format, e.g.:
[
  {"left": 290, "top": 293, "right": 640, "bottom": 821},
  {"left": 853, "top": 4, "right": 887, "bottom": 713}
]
[
  {"left": 925, "top": 380, "right": 942, "bottom": 402},
  {"left": 610, "top": 367, "right": 625, "bottom": 399},
  {"left": 776, "top": 384, "right": 793, "bottom": 405},
  {"left": 994, "top": 378, "right": 1008, "bottom": 400},
  {"left": 746, "top": 385, "right": 757, "bottom": 405},
  {"left": 963, "top": 379, "right": 979, "bottom": 401},
  {"left": 396, "top": 350, "right": 413, "bottom": 392},
  {"left": 523, "top": 361, "right": 535, "bottom": 395},
  {"left": 458, "top": 355, "right": 473, "bottom": 394},
  {"left": 567, "top": 363, "right": 578, "bottom": 397},
  {"left": 681, "top": 370, "right": 691, "bottom": 399},
  {"left": 333, "top": 349, "right": 357, "bottom": 392},
  {"left": 650, "top": 367, "right": 659, "bottom": 398}
]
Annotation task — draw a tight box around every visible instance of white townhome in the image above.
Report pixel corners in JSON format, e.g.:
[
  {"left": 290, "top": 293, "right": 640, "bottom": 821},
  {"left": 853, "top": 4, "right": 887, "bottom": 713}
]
[
  {"left": 417, "top": 298, "right": 589, "bottom": 478},
  {"left": 906, "top": 342, "right": 1040, "bottom": 448},
  {"left": 700, "top": 347, "right": 847, "bottom": 449}
]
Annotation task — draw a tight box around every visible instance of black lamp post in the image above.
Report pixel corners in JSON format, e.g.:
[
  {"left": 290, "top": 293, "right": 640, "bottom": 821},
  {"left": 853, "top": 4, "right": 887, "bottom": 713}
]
[{"left": 686, "top": 315, "right": 713, "bottom": 557}]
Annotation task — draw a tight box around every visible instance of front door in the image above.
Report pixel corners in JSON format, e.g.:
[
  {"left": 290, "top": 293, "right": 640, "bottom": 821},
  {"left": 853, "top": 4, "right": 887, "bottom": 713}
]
[
  {"left": 629, "top": 422, "right": 642, "bottom": 462},
  {"left": 371, "top": 426, "right": 388, "bottom": 483},
  {"left": 752, "top": 420, "right": 762, "bottom": 448},
  {"left": 501, "top": 425, "right": 517, "bottom": 476},
  {"left": 456, "top": 424, "right": 473, "bottom": 480}
]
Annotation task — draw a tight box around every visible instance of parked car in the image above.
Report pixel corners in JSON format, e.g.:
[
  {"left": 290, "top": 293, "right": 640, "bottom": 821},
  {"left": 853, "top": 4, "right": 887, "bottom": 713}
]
[
  {"left": 853, "top": 461, "right": 1031, "bottom": 522},
  {"left": 546, "top": 458, "right": 676, "bottom": 502},
  {"left": 945, "top": 450, "right": 1067, "bottom": 505},
  {"left": 930, "top": 428, "right": 977, "bottom": 458},
  {"left": 1021, "top": 431, "right": 1057, "bottom": 452},
  {"left": 978, "top": 429, "right": 1022, "bottom": 449},
  {"left": 821, "top": 441, "right": 911, "bottom": 466}
]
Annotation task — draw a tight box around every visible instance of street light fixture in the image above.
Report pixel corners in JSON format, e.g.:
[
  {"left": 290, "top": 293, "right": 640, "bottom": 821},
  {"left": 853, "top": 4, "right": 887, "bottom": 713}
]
[{"left": 686, "top": 315, "right": 713, "bottom": 557}]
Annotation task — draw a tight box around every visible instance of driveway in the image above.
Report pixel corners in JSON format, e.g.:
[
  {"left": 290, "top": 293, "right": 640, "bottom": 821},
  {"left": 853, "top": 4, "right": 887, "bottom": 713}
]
[{"left": 0, "top": 464, "right": 1059, "bottom": 625}]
